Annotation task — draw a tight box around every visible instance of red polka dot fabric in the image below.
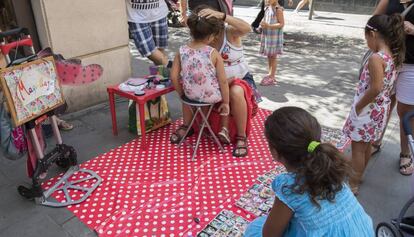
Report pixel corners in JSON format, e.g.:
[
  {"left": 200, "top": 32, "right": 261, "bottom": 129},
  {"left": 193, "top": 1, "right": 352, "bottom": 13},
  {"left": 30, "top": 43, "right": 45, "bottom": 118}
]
[{"left": 43, "top": 108, "right": 348, "bottom": 236}]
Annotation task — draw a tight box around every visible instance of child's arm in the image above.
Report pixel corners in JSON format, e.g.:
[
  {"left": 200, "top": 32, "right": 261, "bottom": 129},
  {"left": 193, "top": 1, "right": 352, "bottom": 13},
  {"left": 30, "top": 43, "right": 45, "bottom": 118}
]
[
  {"left": 262, "top": 197, "right": 293, "bottom": 237},
  {"left": 355, "top": 54, "right": 385, "bottom": 115},
  {"left": 212, "top": 49, "right": 230, "bottom": 115},
  {"left": 261, "top": 8, "right": 285, "bottom": 30},
  {"left": 170, "top": 53, "right": 184, "bottom": 97}
]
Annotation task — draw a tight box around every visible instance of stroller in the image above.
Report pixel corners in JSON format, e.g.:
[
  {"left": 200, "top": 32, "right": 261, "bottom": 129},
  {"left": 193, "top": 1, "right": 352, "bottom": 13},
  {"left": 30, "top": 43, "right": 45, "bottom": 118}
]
[
  {"left": 0, "top": 27, "right": 101, "bottom": 207},
  {"left": 376, "top": 110, "right": 414, "bottom": 237}
]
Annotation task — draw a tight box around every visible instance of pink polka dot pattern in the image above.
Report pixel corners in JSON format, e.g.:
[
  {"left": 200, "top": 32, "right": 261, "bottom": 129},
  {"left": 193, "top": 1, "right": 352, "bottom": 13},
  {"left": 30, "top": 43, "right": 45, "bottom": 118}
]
[
  {"left": 42, "top": 109, "right": 278, "bottom": 236},
  {"left": 42, "top": 108, "right": 349, "bottom": 236}
]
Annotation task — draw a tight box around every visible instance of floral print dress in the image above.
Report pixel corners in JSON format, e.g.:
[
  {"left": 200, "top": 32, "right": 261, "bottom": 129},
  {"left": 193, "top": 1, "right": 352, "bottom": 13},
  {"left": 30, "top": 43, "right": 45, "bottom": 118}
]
[
  {"left": 179, "top": 45, "right": 222, "bottom": 104},
  {"left": 343, "top": 52, "right": 396, "bottom": 142}
]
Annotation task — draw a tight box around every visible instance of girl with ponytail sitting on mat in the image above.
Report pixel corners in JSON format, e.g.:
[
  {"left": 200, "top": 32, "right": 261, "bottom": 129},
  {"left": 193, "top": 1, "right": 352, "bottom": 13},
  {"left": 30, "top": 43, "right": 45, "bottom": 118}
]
[{"left": 244, "top": 107, "right": 374, "bottom": 237}]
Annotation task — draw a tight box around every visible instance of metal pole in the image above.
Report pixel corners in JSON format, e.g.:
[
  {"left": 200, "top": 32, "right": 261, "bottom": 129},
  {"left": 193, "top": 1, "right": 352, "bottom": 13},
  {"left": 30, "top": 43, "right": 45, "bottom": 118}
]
[{"left": 308, "top": 0, "right": 316, "bottom": 20}]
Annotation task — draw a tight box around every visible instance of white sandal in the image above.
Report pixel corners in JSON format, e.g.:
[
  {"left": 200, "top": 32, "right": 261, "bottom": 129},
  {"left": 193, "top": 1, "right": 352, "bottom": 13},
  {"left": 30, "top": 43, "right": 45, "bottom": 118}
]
[
  {"left": 400, "top": 153, "right": 414, "bottom": 176},
  {"left": 218, "top": 127, "right": 230, "bottom": 144}
]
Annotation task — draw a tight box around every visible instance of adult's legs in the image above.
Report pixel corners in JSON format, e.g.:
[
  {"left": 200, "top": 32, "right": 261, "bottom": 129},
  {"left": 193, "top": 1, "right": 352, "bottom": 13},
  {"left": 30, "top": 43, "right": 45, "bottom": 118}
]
[
  {"left": 150, "top": 17, "right": 169, "bottom": 65},
  {"left": 148, "top": 48, "right": 169, "bottom": 66},
  {"left": 251, "top": 0, "right": 265, "bottom": 29},
  {"left": 397, "top": 101, "right": 414, "bottom": 175},
  {"left": 128, "top": 18, "right": 169, "bottom": 66},
  {"left": 230, "top": 85, "right": 249, "bottom": 156},
  {"left": 294, "top": 0, "right": 310, "bottom": 12},
  {"left": 230, "top": 85, "right": 248, "bottom": 137}
]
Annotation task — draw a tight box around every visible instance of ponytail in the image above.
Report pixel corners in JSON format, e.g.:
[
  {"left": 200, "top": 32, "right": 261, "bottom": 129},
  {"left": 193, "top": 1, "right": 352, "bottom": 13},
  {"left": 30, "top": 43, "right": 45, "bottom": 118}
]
[
  {"left": 297, "top": 143, "right": 351, "bottom": 207},
  {"left": 366, "top": 14, "right": 406, "bottom": 68},
  {"left": 387, "top": 14, "right": 406, "bottom": 68},
  {"left": 264, "top": 107, "right": 352, "bottom": 208}
]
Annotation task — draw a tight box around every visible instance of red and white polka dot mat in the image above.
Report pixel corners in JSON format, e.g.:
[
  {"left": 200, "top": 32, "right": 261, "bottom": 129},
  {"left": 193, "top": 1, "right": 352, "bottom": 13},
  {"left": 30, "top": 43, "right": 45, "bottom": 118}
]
[{"left": 43, "top": 108, "right": 348, "bottom": 236}]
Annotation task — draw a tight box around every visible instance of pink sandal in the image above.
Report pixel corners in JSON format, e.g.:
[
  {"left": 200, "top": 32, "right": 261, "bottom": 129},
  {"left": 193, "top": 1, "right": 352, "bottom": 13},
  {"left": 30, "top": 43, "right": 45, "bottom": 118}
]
[{"left": 260, "top": 76, "right": 276, "bottom": 86}]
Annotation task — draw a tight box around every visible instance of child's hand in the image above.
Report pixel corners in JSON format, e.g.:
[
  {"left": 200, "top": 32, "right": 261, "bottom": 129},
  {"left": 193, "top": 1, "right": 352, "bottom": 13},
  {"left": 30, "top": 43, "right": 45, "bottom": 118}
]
[
  {"left": 218, "top": 103, "right": 230, "bottom": 116},
  {"left": 260, "top": 21, "right": 269, "bottom": 29}
]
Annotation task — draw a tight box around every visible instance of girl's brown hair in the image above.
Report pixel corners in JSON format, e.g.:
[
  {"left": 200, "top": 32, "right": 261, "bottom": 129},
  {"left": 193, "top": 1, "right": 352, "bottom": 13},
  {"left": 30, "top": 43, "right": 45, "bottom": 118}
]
[
  {"left": 264, "top": 107, "right": 352, "bottom": 207},
  {"left": 186, "top": 11, "right": 224, "bottom": 41},
  {"left": 365, "top": 14, "right": 406, "bottom": 68}
]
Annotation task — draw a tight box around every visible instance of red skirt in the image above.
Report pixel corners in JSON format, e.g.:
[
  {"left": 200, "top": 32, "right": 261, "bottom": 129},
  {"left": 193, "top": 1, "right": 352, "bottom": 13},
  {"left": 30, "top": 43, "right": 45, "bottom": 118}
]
[{"left": 193, "top": 79, "right": 258, "bottom": 143}]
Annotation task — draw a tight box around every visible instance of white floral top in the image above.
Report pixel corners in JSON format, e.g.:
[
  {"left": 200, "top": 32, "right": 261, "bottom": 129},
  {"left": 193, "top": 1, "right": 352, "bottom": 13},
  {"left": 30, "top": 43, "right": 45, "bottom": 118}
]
[
  {"left": 343, "top": 52, "right": 396, "bottom": 142},
  {"left": 179, "top": 45, "right": 222, "bottom": 103}
]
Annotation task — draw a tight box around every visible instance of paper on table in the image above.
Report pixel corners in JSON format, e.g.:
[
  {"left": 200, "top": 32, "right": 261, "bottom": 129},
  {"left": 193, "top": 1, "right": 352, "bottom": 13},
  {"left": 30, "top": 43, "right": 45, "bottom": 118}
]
[
  {"left": 126, "top": 78, "right": 148, "bottom": 86},
  {"left": 118, "top": 83, "right": 145, "bottom": 93}
]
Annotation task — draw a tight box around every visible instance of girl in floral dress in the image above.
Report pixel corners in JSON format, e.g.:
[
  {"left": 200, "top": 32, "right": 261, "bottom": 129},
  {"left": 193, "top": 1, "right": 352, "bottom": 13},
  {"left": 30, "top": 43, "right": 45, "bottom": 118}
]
[
  {"left": 259, "top": 0, "right": 284, "bottom": 86},
  {"left": 343, "top": 14, "right": 406, "bottom": 195},
  {"left": 170, "top": 12, "right": 230, "bottom": 144}
]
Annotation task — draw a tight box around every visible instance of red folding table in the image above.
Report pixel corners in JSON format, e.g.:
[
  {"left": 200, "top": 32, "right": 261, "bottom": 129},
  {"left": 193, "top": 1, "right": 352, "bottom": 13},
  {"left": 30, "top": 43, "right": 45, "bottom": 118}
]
[{"left": 107, "top": 84, "right": 175, "bottom": 150}]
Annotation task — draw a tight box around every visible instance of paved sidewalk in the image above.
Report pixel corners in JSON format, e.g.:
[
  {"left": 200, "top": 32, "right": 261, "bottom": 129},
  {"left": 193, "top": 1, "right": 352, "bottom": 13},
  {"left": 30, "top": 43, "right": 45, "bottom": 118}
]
[{"left": 0, "top": 6, "right": 410, "bottom": 237}]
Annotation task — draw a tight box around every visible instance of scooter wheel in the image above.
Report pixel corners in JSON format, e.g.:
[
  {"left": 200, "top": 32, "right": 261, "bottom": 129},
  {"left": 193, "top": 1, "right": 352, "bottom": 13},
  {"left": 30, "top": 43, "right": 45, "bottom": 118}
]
[
  {"left": 67, "top": 145, "right": 77, "bottom": 166},
  {"left": 17, "top": 185, "right": 42, "bottom": 200},
  {"left": 376, "top": 222, "right": 402, "bottom": 237},
  {"left": 56, "top": 145, "right": 77, "bottom": 168}
]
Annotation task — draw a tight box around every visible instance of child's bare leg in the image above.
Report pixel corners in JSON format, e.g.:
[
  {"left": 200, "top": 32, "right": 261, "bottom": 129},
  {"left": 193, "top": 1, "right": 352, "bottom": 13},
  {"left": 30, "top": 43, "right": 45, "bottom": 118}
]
[
  {"left": 364, "top": 143, "right": 372, "bottom": 167},
  {"left": 269, "top": 56, "right": 277, "bottom": 78},
  {"left": 218, "top": 110, "right": 230, "bottom": 144},
  {"left": 221, "top": 115, "right": 229, "bottom": 129},
  {"left": 350, "top": 141, "right": 369, "bottom": 194}
]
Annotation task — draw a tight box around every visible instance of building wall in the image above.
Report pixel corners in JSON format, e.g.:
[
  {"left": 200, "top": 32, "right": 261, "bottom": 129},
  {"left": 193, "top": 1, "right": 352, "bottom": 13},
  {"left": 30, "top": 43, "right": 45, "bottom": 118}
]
[{"left": 30, "top": 0, "right": 131, "bottom": 112}]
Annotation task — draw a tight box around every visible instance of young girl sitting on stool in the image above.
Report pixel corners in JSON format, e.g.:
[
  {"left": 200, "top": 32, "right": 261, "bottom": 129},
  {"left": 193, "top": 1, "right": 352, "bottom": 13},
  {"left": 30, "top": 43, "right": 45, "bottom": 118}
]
[{"left": 169, "top": 12, "right": 230, "bottom": 144}]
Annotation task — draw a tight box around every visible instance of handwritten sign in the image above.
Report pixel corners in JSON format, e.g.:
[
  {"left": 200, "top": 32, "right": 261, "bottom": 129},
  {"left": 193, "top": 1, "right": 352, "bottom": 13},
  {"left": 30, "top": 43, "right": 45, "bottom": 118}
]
[
  {"left": 0, "top": 57, "right": 64, "bottom": 126},
  {"left": 18, "top": 69, "right": 55, "bottom": 106}
]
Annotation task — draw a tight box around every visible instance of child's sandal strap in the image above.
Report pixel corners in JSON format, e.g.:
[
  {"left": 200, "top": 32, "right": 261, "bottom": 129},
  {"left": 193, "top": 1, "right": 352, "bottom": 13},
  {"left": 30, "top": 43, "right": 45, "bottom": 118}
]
[{"left": 170, "top": 124, "right": 193, "bottom": 144}]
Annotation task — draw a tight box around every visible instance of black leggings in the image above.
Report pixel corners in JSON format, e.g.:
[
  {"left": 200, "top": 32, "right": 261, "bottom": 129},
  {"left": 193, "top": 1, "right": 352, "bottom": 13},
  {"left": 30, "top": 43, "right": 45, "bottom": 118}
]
[{"left": 251, "top": 0, "right": 285, "bottom": 28}]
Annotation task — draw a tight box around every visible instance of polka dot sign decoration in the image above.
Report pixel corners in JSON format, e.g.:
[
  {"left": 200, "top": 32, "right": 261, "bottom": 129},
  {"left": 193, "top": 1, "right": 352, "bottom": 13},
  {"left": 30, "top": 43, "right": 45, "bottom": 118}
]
[{"left": 43, "top": 109, "right": 348, "bottom": 236}]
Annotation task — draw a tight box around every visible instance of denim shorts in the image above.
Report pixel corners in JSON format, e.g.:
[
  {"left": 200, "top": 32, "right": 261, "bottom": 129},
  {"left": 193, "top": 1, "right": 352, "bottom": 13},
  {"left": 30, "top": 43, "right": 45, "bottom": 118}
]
[
  {"left": 243, "top": 72, "right": 262, "bottom": 102},
  {"left": 128, "top": 17, "right": 168, "bottom": 57}
]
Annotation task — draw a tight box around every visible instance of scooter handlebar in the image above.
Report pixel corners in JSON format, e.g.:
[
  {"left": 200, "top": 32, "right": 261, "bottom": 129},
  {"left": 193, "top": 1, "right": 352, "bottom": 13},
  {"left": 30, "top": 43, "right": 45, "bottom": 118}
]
[
  {"left": 0, "top": 28, "right": 30, "bottom": 40},
  {"left": 403, "top": 111, "right": 414, "bottom": 136}
]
